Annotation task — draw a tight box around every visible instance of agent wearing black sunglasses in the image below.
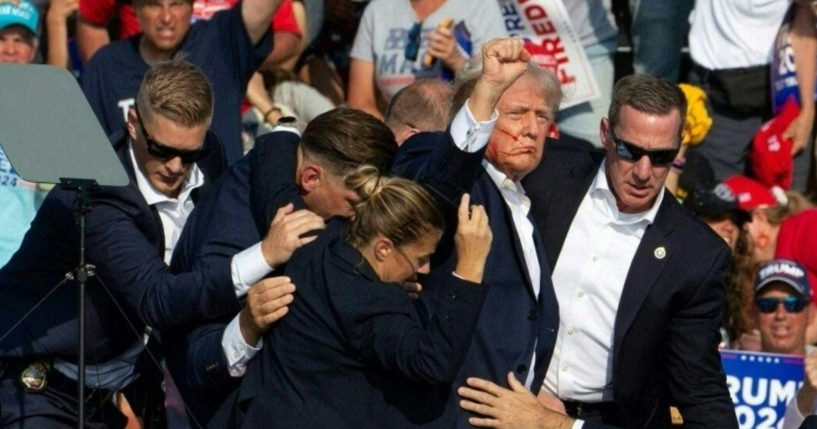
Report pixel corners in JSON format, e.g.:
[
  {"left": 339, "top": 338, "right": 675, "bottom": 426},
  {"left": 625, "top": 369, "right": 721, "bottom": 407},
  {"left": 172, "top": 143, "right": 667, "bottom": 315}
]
[
  {"left": 521, "top": 75, "right": 737, "bottom": 428},
  {"left": 754, "top": 259, "right": 814, "bottom": 356},
  {"left": 0, "top": 61, "right": 237, "bottom": 428},
  {"left": 128, "top": 104, "right": 209, "bottom": 199},
  {"left": 600, "top": 106, "right": 682, "bottom": 214}
]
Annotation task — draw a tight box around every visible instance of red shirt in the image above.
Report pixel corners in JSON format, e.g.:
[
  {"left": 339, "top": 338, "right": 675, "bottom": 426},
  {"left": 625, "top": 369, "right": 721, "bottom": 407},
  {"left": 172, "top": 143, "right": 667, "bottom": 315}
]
[{"left": 79, "top": 0, "right": 300, "bottom": 39}]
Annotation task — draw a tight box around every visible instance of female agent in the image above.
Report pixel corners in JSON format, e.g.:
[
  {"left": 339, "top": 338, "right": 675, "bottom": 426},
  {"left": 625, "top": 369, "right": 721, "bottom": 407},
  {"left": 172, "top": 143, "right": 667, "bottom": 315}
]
[{"left": 227, "top": 165, "right": 493, "bottom": 428}]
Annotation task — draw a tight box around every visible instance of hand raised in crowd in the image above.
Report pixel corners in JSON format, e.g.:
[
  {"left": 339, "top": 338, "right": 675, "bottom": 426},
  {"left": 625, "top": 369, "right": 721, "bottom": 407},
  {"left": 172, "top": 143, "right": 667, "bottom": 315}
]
[
  {"left": 427, "top": 20, "right": 466, "bottom": 72},
  {"left": 238, "top": 276, "right": 296, "bottom": 346},
  {"left": 454, "top": 193, "right": 492, "bottom": 284},
  {"left": 797, "top": 350, "right": 817, "bottom": 416},
  {"left": 470, "top": 38, "right": 531, "bottom": 122},
  {"left": 458, "top": 372, "right": 575, "bottom": 429},
  {"left": 261, "top": 203, "right": 325, "bottom": 268},
  {"left": 46, "top": 0, "right": 78, "bottom": 23}
]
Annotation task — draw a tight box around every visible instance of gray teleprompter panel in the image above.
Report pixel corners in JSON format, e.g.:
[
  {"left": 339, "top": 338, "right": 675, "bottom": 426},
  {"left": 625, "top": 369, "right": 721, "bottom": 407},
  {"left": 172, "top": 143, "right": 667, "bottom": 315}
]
[{"left": 0, "top": 63, "right": 128, "bottom": 187}]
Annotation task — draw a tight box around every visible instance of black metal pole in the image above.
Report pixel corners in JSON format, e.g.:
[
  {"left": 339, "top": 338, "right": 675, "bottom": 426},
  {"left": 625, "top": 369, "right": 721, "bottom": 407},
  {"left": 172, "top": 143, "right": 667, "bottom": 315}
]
[{"left": 77, "top": 185, "right": 88, "bottom": 429}]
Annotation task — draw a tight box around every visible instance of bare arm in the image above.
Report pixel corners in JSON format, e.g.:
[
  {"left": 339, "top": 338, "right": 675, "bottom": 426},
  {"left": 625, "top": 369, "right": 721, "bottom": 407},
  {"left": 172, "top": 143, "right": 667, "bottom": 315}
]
[
  {"left": 258, "top": 31, "right": 301, "bottom": 71},
  {"left": 45, "top": 0, "right": 79, "bottom": 68},
  {"left": 75, "top": 17, "right": 110, "bottom": 63},
  {"left": 245, "top": 72, "right": 280, "bottom": 124},
  {"left": 785, "top": 2, "right": 817, "bottom": 154},
  {"left": 348, "top": 58, "right": 384, "bottom": 119},
  {"left": 242, "top": 0, "right": 284, "bottom": 45},
  {"left": 279, "top": 0, "right": 308, "bottom": 72}
]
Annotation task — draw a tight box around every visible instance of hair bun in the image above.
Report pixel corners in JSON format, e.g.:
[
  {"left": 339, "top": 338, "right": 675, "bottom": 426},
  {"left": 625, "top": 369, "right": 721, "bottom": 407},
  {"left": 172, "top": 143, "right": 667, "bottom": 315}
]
[{"left": 345, "top": 164, "right": 383, "bottom": 204}]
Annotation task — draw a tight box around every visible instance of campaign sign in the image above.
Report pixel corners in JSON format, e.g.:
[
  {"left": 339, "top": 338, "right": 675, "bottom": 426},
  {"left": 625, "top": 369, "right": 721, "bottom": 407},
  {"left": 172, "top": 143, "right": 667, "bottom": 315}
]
[
  {"left": 771, "top": 5, "right": 799, "bottom": 115},
  {"left": 771, "top": 4, "right": 817, "bottom": 115},
  {"left": 496, "top": 0, "right": 600, "bottom": 110},
  {"left": 721, "top": 350, "right": 804, "bottom": 429}
]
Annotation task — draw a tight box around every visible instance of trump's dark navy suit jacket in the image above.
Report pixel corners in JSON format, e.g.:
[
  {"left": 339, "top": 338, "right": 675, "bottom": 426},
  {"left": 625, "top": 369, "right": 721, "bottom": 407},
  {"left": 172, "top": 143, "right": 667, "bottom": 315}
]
[
  {"left": 0, "top": 129, "right": 230, "bottom": 363},
  {"left": 391, "top": 131, "right": 560, "bottom": 428},
  {"left": 522, "top": 147, "right": 737, "bottom": 429}
]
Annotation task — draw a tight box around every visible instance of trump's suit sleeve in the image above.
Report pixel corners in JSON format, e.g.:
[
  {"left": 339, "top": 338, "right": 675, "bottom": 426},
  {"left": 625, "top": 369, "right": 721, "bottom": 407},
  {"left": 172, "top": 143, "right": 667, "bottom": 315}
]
[
  {"left": 391, "top": 102, "right": 493, "bottom": 209},
  {"left": 665, "top": 246, "right": 738, "bottom": 428}
]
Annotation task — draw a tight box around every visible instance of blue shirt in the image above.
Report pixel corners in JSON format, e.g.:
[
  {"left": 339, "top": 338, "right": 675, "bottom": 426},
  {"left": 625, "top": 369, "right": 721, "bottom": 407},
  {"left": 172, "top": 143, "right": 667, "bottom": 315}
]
[
  {"left": 80, "top": 3, "right": 273, "bottom": 164},
  {"left": 0, "top": 145, "right": 45, "bottom": 267}
]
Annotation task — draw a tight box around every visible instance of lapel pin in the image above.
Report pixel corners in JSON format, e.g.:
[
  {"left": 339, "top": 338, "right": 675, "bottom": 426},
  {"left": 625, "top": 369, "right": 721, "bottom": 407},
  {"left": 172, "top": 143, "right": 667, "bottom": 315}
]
[{"left": 654, "top": 246, "right": 666, "bottom": 260}]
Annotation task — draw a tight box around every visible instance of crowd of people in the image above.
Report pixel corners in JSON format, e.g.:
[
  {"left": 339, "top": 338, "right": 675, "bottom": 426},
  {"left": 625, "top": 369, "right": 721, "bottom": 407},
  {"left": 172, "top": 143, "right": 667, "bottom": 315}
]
[{"left": 2, "top": 0, "right": 817, "bottom": 428}]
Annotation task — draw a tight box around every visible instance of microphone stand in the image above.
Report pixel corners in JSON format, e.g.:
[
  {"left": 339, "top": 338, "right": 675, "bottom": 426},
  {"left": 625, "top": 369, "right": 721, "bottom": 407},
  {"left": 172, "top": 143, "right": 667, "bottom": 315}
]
[{"left": 61, "top": 178, "right": 98, "bottom": 429}]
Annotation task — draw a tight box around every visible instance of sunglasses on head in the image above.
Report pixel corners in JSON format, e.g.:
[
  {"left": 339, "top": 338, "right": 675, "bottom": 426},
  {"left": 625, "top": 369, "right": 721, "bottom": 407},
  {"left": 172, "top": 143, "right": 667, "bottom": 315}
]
[
  {"left": 608, "top": 130, "right": 679, "bottom": 165},
  {"left": 404, "top": 22, "right": 422, "bottom": 61},
  {"left": 135, "top": 107, "right": 208, "bottom": 164},
  {"left": 754, "top": 296, "right": 809, "bottom": 314}
]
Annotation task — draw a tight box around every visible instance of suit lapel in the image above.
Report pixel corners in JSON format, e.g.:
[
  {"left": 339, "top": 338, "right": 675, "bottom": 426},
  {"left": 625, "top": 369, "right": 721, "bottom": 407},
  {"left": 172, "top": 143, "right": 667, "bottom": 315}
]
[
  {"left": 482, "top": 178, "right": 538, "bottom": 301},
  {"left": 112, "top": 130, "right": 166, "bottom": 254},
  {"left": 612, "top": 195, "right": 675, "bottom": 358},
  {"left": 543, "top": 163, "right": 597, "bottom": 269}
]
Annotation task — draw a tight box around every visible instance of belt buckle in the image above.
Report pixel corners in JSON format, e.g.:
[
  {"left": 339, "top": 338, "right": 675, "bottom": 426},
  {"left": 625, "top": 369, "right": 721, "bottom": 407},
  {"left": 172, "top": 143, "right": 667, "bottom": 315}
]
[{"left": 18, "top": 360, "right": 51, "bottom": 393}]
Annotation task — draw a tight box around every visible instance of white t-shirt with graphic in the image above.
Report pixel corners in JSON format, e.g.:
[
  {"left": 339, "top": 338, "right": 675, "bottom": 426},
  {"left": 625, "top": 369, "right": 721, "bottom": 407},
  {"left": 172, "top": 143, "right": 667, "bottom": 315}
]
[{"left": 350, "top": 0, "right": 506, "bottom": 102}]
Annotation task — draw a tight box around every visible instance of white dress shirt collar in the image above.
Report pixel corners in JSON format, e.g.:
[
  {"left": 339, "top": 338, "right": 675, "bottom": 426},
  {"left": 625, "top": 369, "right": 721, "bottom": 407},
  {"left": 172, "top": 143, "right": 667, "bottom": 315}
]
[
  {"left": 128, "top": 141, "right": 204, "bottom": 206},
  {"left": 589, "top": 162, "right": 664, "bottom": 227},
  {"left": 483, "top": 161, "right": 529, "bottom": 204}
]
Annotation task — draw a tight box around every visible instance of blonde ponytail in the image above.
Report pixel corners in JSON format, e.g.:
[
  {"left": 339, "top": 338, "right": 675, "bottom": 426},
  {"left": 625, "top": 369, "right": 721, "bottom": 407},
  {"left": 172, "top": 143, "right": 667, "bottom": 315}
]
[{"left": 344, "top": 165, "right": 444, "bottom": 249}]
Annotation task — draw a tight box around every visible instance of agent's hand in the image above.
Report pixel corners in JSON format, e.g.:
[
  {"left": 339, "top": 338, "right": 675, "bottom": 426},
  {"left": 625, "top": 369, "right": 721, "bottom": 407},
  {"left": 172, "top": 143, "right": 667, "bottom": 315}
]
[
  {"left": 399, "top": 281, "right": 423, "bottom": 299},
  {"left": 238, "top": 276, "right": 296, "bottom": 346},
  {"left": 536, "top": 391, "right": 567, "bottom": 415},
  {"left": 470, "top": 38, "right": 531, "bottom": 121},
  {"left": 458, "top": 372, "right": 575, "bottom": 429},
  {"left": 261, "top": 203, "right": 325, "bottom": 268},
  {"left": 454, "top": 193, "right": 492, "bottom": 283}
]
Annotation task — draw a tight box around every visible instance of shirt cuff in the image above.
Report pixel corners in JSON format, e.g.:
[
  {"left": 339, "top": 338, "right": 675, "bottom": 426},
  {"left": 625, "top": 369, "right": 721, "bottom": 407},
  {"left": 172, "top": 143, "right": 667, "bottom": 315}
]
[
  {"left": 231, "top": 242, "right": 274, "bottom": 297},
  {"left": 270, "top": 124, "right": 301, "bottom": 136},
  {"left": 572, "top": 419, "right": 585, "bottom": 429},
  {"left": 449, "top": 99, "right": 498, "bottom": 153},
  {"left": 222, "top": 313, "right": 263, "bottom": 377}
]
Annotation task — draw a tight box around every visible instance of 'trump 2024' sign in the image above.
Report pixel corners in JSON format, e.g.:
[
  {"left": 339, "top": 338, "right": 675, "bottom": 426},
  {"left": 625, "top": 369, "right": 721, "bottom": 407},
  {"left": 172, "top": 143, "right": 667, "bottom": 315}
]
[{"left": 721, "top": 350, "right": 804, "bottom": 429}]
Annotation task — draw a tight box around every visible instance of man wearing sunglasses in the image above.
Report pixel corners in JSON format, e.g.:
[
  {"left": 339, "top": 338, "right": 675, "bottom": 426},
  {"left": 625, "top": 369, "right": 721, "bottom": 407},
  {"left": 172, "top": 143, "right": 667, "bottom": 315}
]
[
  {"left": 754, "top": 259, "right": 817, "bottom": 429},
  {"left": 0, "top": 62, "right": 293, "bottom": 427},
  {"left": 754, "top": 259, "right": 813, "bottom": 356},
  {"left": 162, "top": 108, "right": 398, "bottom": 425},
  {"left": 81, "top": 0, "right": 284, "bottom": 165},
  {"left": 501, "top": 74, "right": 738, "bottom": 428}
]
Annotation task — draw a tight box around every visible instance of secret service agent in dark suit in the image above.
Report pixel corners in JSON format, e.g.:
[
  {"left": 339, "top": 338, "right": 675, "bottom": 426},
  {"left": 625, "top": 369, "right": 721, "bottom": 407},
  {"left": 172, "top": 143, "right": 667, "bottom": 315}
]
[
  {"left": 391, "top": 39, "right": 561, "bottom": 428},
  {"left": 167, "top": 109, "right": 398, "bottom": 425},
  {"left": 225, "top": 174, "right": 493, "bottom": 428},
  {"left": 165, "top": 129, "right": 305, "bottom": 425},
  {"left": 459, "top": 75, "right": 737, "bottom": 429},
  {"left": 0, "top": 62, "right": 233, "bottom": 427}
]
